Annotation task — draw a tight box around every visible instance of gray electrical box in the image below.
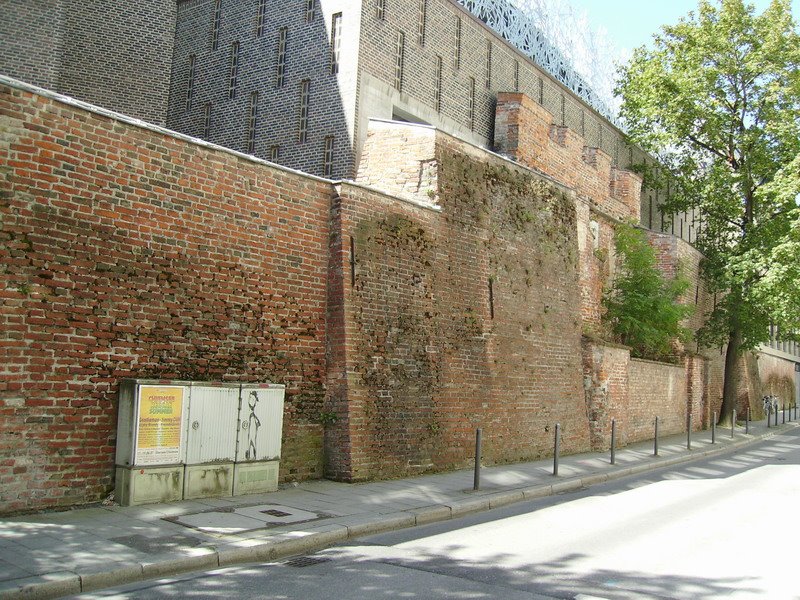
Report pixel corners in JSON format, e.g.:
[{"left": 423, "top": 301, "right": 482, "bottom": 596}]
[{"left": 115, "top": 379, "right": 285, "bottom": 506}]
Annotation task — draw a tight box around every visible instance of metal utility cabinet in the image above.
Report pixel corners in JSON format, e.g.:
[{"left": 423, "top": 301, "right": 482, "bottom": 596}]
[{"left": 115, "top": 379, "right": 285, "bottom": 506}]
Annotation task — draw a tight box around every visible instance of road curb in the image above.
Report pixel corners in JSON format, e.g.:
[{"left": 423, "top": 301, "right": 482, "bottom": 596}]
[{"left": 2, "top": 423, "right": 796, "bottom": 599}]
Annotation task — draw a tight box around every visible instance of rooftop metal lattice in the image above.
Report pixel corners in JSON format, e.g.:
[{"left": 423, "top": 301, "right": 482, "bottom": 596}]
[{"left": 456, "top": 0, "right": 620, "bottom": 127}]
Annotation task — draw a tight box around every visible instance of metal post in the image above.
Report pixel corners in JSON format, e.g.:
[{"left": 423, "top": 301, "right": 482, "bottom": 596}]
[
  {"left": 687, "top": 414, "right": 692, "bottom": 450},
  {"left": 732, "top": 409, "right": 736, "bottom": 438},
  {"left": 775, "top": 405, "right": 779, "bottom": 427},
  {"left": 654, "top": 416, "right": 659, "bottom": 456},
  {"left": 768, "top": 404, "right": 771, "bottom": 428},
  {"left": 782, "top": 404, "right": 786, "bottom": 424},
  {"left": 711, "top": 412, "right": 716, "bottom": 444},
  {"left": 746, "top": 408, "right": 750, "bottom": 435},
  {"left": 553, "top": 423, "right": 560, "bottom": 477},
  {"left": 610, "top": 419, "right": 616, "bottom": 465},
  {"left": 473, "top": 428, "right": 482, "bottom": 491}
]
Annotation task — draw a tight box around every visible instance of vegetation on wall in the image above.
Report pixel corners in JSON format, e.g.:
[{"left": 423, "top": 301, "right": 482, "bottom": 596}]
[{"left": 603, "top": 223, "right": 693, "bottom": 362}]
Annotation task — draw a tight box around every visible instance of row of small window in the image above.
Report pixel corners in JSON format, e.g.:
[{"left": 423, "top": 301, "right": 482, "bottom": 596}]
[
  {"left": 211, "top": 0, "right": 318, "bottom": 47},
  {"left": 185, "top": 9, "right": 341, "bottom": 111},
  {"left": 196, "top": 89, "right": 336, "bottom": 177},
  {"left": 203, "top": 9, "right": 343, "bottom": 97},
  {"left": 393, "top": 30, "right": 518, "bottom": 132}
]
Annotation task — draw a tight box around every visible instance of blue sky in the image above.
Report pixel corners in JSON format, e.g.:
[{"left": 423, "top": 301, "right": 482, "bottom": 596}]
[{"left": 567, "top": 0, "right": 800, "bottom": 54}]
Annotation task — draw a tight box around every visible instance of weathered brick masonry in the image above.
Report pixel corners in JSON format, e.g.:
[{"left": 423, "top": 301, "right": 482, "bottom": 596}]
[
  {"left": 0, "top": 83, "right": 331, "bottom": 513},
  {"left": 2, "top": 76, "right": 795, "bottom": 514},
  {"left": 325, "top": 122, "right": 590, "bottom": 480}
]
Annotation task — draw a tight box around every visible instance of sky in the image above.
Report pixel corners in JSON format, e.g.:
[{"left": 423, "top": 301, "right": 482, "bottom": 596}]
[{"left": 567, "top": 0, "right": 800, "bottom": 55}]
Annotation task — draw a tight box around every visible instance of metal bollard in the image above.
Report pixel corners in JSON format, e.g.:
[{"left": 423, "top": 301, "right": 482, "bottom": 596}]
[
  {"left": 610, "top": 419, "right": 616, "bottom": 465},
  {"left": 553, "top": 423, "right": 561, "bottom": 477},
  {"left": 768, "top": 405, "right": 771, "bottom": 428},
  {"left": 473, "top": 428, "right": 482, "bottom": 491},
  {"left": 775, "top": 405, "right": 779, "bottom": 427},
  {"left": 783, "top": 404, "right": 786, "bottom": 424},
  {"left": 654, "top": 416, "right": 659, "bottom": 456},
  {"left": 687, "top": 414, "right": 692, "bottom": 450},
  {"left": 712, "top": 413, "right": 718, "bottom": 442},
  {"left": 732, "top": 409, "right": 736, "bottom": 438},
  {"left": 746, "top": 408, "right": 750, "bottom": 435}
]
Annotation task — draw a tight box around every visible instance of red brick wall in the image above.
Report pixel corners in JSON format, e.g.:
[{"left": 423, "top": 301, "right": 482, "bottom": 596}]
[
  {"left": 581, "top": 339, "right": 630, "bottom": 450},
  {"left": 582, "top": 340, "right": 701, "bottom": 449},
  {"left": 325, "top": 123, "right": 590, "bottom": 481},
  {"left": 0, "top": 84, "right": 331, "bottom": 513},
  {"left": 494, "top": 92, "right": 641, "bottom": 224}
]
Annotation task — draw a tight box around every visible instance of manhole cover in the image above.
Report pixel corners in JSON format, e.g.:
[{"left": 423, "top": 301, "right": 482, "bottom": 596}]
[{"left": 261, "top": 509, "right": 292, "bottom": 517}]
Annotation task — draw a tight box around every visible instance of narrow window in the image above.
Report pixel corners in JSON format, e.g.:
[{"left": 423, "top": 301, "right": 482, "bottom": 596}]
[
  {"left": 323, "top": 135, "right": 335, "bottom": 177},
  {"left": 298, "top": 79, "right": 310, "bottom": 142},
  {"left": 306, "top": 0, "right": 315, "bottom": 22},
  {"left": 453, "top": 17, "right": 461, "bottom": 70},
  {"left": 256, "top": 0, "right": 267, "bottom": 37},
  {"left": 186, "top": 54, "right": 196, "bottom": 111},
  {"left": 211, "top": 0, "right": 222, "bottom": 50},
  {"left": 417, "top": 0, "right": 427, "bottom": 46},
  {"left": 394, "top": 31, "right": 405, "bottom": 92},
  {"left": 514, "top": 60, "right": 519, "bottom": 91},
  {"left": 375, "top": 0, "right": 386, "bottom": 20},
  {"left": 349, "top": 236, "right": 356, "bottom": 286},
  {"left": 246, "top": 91, "right": 259, "bottom": 153},
  {"left": 276, "top": 27, "right": 288, "bottom": 88},
  {"left": 229, "top": 41, "right": 240, "bottom": 99},
  {"left": 488, "top": 279, "right": 495, "bottom": 319},
  {"left": 468, "top": 77, "right": 475, "bottom": 131},
  {"left": 330, "top": 13, "right": 342, "bottom": 75},
  {"left": 433, "top": 55, "right": 442, "bottom": 112},
  {"left": 485, "top": 40, "right": 492, "bottom": 89},
  {"left": 202, "top": 102, "right": 211, "bottom": 137},
  {"left": 269, "top": 144, "right": 280, "bottom": 161}
]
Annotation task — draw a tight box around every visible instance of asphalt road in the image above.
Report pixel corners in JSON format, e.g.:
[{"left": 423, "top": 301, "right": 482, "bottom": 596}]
[{"left": 73, "top": 428, "right": 800, "bottom": 600}]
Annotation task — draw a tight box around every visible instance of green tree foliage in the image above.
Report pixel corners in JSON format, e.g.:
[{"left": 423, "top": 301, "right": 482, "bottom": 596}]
[
  {"left": 603, "top": 223, "right": 693, "bottom": 362},
  {"left": 616, "top": 0, "right": 800, "bottom": 423}
]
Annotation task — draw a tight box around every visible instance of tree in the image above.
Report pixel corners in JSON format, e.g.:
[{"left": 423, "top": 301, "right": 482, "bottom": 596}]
[
  {"left": 616, "top": 0, "right": 800, "bottom": 424},
  {"left": 603, "top": 223, "right": 693, "bottom": 362}
]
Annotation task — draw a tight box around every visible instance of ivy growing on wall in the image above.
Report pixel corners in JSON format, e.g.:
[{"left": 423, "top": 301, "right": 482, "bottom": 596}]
[{"left": 603, "top": 223, "right": 693, "bottom": 362}]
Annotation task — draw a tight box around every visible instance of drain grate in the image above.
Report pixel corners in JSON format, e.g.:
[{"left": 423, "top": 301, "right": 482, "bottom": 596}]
[
  {"left": 261, "top": 509, "right": 292, "bottom": 517},
  {"left": 283, "top": 556, "right": 332, "bottom": 568}
]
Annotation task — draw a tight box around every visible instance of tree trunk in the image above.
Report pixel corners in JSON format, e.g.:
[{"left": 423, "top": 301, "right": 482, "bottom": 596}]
[{"left": 719, "top": 325, "right": 742, "bottom": 427}]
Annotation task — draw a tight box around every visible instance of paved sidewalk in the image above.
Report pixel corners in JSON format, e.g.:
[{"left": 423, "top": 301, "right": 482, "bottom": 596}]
[{"left": 1, "top": 417, "right": 797, "bottom": 599}]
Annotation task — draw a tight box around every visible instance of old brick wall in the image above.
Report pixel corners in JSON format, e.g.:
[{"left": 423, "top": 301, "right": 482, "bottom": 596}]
[
  {"left": 582, "top": 340, "right": 694, "bottom": 449},
  {"left": 0, "top": 81, "right": 331, "bottom": 514},
  {"left": 628, "top": 359, "right": 689, "bottom": 441},
  {"left": 581, "top": 339, "right": 630, "bottom": 450},
  {"left": 325, "top": 121, "right": 590, "bottom": 481},
  {"left": 494, "top": 92, "right": 640, "bottom": 336}
]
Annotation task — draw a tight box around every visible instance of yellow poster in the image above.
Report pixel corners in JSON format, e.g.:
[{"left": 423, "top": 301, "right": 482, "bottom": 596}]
[{"left": 135, "top": 386, "right": 185, "bottom": 465}]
